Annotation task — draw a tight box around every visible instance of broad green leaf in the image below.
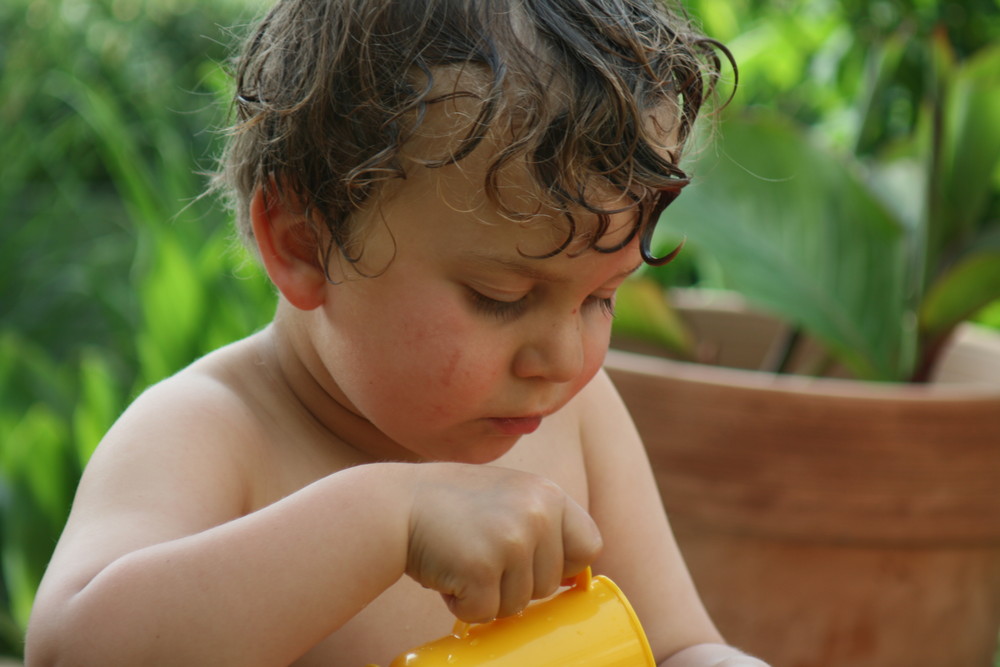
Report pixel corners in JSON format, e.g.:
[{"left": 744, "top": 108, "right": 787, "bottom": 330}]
[
  {"left": 72, "top": 349, "right": 124, "bottom": 468},
  {"left": 44, "top": 71, "right": 165, "bottom": 231},
  {"left": 3, "top": 406, "right": 74, "bottom": 532},
  {"left": 920, "top": 252, "right": 1000, "bottom": 339},
  {"left": 0, "top": 605, "right": 22, "bottom": 660},
  {"left": 660, "top": 111, "right": 913, "bottom": 380},
  {"left": 137, "top": 233, "right": 207, "bottom": 383},
  {"left": 853, "top": 34, "right": 909, "bottom": 157},
  {"left": 1, "top": 405, "right": 76, "bottom": 630},
  {"left": 0, "top": 333, "right": 75, "bottom": 418},
  {"left": 936, "top": 43, "right": 1000, "bottom": 246},
  {"left": 975, "top": 299, "right": 1000, "bottom": 330}
]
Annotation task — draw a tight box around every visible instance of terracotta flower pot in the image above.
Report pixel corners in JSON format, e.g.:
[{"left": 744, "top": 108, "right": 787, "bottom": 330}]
[{"left": 605, "top": 293, "right": 1000, "bottom": 667}]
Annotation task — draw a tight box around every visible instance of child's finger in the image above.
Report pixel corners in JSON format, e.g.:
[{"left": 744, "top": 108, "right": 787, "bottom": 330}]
[
  {"left": 442, "top": 579, "right": 501, "bottom": 625},
  {"left": 560, "top": 497, "right": 603, "bottom": 578},
  {"left": 531, "top": 537, "right": 563, "bottom": 600},
  {"left": 497, "top": 566, "right": 534, "bottom": 618}
]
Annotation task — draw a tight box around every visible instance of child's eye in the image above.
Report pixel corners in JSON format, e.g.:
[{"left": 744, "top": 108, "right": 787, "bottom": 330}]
[{"left": 467, "top": 288, "right": 529, "bottom": 320}]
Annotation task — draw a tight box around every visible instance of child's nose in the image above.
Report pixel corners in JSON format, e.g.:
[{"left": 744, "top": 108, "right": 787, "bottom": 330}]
[{"left": 511, "top": 313, "right": 585, "bottom": 383}]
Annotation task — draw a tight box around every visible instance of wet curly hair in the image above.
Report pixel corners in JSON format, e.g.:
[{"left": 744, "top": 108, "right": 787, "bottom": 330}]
[{"left": 214, "top": 0, "right": 733, "bottom": 271}]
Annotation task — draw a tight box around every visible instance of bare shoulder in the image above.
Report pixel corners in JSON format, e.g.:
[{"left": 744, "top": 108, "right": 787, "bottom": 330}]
[
  {"left": 86, "top": 335, "right": 270, "bottom": 500},
  {"left": 30, "top": 337, "right": 274, "bottom": 606},
  {"left": 571, "top": 365, "right": 655, "bottom": 504},
  {"left": 75, "top": 329, "right": 351, "bottom": 519},
  {"left": 575, "top": 368, "right": 725, "bottom": 659},
  {"left": 574, "top": 367, "right": 640, "bottom": 453}
]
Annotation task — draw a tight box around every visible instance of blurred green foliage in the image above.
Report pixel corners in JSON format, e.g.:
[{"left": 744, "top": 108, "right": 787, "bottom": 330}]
[
  {"left": 1, "top": 0, "right": 273, "bottom": 657},
  {"left": 0, "top": 0, "right": 998, "bottom": 661},
  {"left": 617, "top": 0, "right": 1000, "bottom": 381}
]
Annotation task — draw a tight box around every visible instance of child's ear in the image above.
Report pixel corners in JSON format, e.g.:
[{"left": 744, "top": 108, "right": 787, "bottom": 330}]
[{"left": 250, "top": 187, "right": 327, "bottom": 311}]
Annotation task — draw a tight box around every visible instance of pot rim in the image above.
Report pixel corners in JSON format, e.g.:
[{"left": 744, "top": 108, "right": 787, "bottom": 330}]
[{"left": 604, "top": 347, "right": 1000, "bottom": 403}]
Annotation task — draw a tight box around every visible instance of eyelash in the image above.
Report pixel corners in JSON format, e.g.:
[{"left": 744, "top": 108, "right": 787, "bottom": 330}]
[
  {"left": 467, "top": 290, "right": 528, "bottom": 320},
  {"left": 591, "top": 296, "right": 617, "bottom": 318},
  {"left": 466, "top": 290, "right": 615, "bottom": 320}
]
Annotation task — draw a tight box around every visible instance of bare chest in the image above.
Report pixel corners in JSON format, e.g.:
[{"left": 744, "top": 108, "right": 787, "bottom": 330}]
[{"left": 244, "top": 406, "right": 590, "bottom": 666}]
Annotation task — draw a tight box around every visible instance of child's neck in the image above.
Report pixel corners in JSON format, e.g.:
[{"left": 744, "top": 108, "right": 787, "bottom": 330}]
[{"left": 260, "top": 305, "right": 424, "bottom": 463}]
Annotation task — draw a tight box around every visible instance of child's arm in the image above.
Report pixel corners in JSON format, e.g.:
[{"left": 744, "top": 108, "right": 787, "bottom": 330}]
[
  {"left": 577, "top": 369, "right": 772, "bottom": 667},
  {"left": 26, "top": 376, "right": 600, "bottom": 666}
]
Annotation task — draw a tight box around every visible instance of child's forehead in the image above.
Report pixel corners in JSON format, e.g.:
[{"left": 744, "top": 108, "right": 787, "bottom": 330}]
[
  {"left": 400, "top": 65, "right": 496, "bottom": 160},
  {"left": 371, "top": 150, "right": 641, "bottom": 260},
  {"left": 400, "top": 128, "right": 621, "bottom": 207}
]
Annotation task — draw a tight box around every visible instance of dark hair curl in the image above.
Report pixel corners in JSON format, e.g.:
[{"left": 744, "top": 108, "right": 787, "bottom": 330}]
[{"left": 215, "top": 0, "right": 734, "bottom": 270}]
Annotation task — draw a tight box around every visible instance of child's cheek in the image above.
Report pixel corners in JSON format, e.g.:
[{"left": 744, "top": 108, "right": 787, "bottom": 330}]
[
  {"left": 397, "top": 304, "right": 498, "bottom": 393},
  {"left": 577, "top": 337, "right": 611, "bottom": 388},
  {"left": 435, "top": 346, "right": 499, "bottom": 392}
]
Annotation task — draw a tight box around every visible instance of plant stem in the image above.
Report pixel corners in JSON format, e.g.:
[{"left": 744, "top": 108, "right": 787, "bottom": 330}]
[{"left": 762, "top": 326, "right": 803, "bottom": 374}]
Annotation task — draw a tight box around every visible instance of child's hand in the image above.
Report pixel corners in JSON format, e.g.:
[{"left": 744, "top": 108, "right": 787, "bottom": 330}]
[{"left": 404, "top": 463, "right": 602, "bottom": 623}]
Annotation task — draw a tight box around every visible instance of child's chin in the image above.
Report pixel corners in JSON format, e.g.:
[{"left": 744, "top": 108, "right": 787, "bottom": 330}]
[{"left": 436, "top": 438, "right": 522, "bottom": 465}]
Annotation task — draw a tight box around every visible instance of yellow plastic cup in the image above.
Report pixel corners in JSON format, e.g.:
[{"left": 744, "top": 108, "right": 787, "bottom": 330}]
[{"left": 370, "top": 568, "right": 655, "bottom": 667}]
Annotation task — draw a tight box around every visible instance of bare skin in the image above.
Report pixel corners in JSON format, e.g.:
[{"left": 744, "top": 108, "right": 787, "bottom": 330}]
[{"left": 26, "top": 125, "right": 767, "bottom": 667}]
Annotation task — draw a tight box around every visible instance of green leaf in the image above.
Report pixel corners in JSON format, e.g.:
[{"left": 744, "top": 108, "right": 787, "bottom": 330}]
[
  {"left": 137, "top": 233, "right": 207, "bottom": 384},
  {"left": 853, "top": 34, "right": 909, "bottom": 156},
  {"left": 72, "top": 349, "right": 124, "bottom": 468},
  {"left": 975, "top": 299, "right": 1000, "bottom": 330},
  {"left": 2, "top": 406, "right": 74, "bottom": 535},
  {"left": 0, "top": 333, "right": 74, "bottom": 418},
  {"left": 936, "top": 44, "right": 1000, "bottom": 244},
  {"left": 1, "top": 404, "right": 75, "bottom": 631},
  {"left": 43, "top": 71, "right": 166, "bottom": 231},
  {"left": 660, "top": 111, "right": 913, "bottom": 380},
  {"left": 920, "top": 251, "right": 1000, "bottom": 339}
]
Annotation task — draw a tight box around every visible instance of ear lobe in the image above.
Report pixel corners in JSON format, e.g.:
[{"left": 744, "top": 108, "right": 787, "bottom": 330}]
[{"left": 250, "top": 188, "right": 328, "bottom": 311}]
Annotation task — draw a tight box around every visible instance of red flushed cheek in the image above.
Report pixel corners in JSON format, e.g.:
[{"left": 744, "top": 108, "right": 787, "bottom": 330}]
[
  {"left": 428, "top": 356, "right": 499, "bottom": 418},
  {"left": 439, "top": 348, "right": 461, "bottom": 387}
]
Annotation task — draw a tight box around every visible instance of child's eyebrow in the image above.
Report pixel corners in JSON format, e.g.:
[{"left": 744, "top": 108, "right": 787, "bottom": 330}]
[{"left": 467, "top": 252, "right": 643, "bottom": 283}]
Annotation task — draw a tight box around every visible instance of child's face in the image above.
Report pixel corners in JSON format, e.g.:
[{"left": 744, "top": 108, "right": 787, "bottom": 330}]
[{"left": 307, "top": 149, "right": 643, "bottom": 464}]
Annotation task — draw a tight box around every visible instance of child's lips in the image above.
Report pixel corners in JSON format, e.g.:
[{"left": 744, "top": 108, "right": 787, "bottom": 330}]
[{"left": 488, "top": 416, "right": 543, "bottom": 435}]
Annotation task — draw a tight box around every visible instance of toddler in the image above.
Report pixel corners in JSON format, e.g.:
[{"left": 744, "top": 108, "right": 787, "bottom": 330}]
[{"left": 28, "top": 0, "right": 770, "bottom": 665}]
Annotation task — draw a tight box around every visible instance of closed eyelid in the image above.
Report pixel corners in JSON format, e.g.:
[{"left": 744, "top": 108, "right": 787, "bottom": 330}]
[
  {"left": 465, "top": 286, "right": 529, "bottom": 320},
  {"left": 464, "top": 277, "right": 531, "bottom": 300},
  {"left": 466, "top": 253, "right": 567, "bottom": 283}
]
